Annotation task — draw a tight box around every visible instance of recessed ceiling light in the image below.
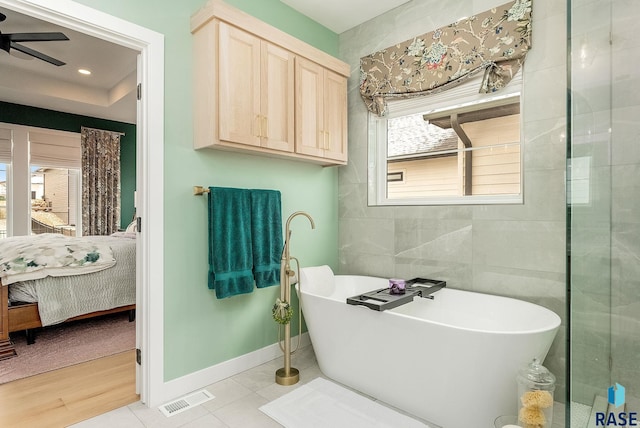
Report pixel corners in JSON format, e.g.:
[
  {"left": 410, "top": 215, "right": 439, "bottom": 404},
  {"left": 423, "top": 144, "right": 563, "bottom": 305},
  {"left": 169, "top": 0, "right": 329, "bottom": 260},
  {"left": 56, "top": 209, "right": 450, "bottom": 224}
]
[{"left": 78, "top": 68, "right": 92, "bottom": 75}]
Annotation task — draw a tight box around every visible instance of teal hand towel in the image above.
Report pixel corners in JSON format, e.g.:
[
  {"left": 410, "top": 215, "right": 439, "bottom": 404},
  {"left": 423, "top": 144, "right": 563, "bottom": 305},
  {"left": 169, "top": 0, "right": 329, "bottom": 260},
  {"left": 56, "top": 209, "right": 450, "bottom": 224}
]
[
  {"left": 208, "top": 187, "right": 254, "bottom": 298},
  {"left": 250, "top": 189, "right": 283, "bottom": 288}
]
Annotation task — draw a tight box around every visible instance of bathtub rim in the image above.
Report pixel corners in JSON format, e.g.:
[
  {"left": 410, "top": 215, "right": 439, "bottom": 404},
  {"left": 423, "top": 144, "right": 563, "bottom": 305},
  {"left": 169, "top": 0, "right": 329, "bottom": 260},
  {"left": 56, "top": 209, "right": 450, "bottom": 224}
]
[{"left": 298, "top": 274, "right": 561, "bottom": 336}]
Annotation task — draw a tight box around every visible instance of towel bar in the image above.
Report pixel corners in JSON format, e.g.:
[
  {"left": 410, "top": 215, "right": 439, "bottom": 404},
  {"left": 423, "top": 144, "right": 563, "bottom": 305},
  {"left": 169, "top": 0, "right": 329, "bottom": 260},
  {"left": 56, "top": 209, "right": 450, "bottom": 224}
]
[{"left": 193, "top": 186, "right": 210, "bottom": 195}]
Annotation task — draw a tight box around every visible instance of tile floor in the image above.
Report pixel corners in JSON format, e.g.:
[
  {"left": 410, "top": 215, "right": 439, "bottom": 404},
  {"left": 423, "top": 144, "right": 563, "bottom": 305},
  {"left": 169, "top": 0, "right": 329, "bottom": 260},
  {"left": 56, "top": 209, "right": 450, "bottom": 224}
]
[
  {"left": 70, "top": 345, "right": 324, "bottom": 428},
  {"left": 71, "top": 344, "right": 567, "bottom": 428}
]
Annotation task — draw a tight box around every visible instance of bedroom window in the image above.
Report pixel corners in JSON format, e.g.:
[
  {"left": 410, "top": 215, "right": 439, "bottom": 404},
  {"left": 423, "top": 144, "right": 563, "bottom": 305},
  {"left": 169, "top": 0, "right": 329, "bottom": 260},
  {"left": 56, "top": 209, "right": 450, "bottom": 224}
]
[
  {"left": 0, "top": 123, "right": 82, "bottom": 237},
  {"left": 0, "top": 128, "right": 10, "bottom": 239},
  {"left": 30, "top": 167, "right": 80, "bottom": 236},
  {"left": 29, "top": 128, "right": 81, "bottom": 236},
  {"left": 0, "top": 163, "right": 7, "bottom": 239}
]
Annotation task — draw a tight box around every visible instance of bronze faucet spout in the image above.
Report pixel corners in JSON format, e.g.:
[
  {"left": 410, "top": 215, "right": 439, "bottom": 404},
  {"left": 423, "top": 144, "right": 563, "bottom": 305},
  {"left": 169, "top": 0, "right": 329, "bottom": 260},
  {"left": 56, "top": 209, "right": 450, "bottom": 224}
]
[{"left": 282, "top": 211, "right": 315, "bottom": 264}]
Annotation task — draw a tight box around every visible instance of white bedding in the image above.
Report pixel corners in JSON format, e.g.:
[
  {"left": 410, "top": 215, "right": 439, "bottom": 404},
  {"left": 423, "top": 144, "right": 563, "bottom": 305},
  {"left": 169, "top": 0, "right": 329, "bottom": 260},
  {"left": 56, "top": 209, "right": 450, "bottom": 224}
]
[
  {"left": 7, "top": 235, "right": 136, "bottom": 326},
  {"left": 0, "top": 233, "right": 116, "bottom": 285}
]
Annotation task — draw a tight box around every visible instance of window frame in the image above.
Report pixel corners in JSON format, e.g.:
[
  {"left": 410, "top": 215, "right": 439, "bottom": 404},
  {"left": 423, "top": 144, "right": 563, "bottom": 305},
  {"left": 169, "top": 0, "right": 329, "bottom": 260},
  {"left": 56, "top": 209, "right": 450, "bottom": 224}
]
[
  {"left": 0, "top": 162, "right": 10, "bottom": 239},
  {"left": 0, "top": 127, "right": 13, "bottom": 238},
  {"left": 367, "top": 73, "right": 525, "bottom": 206},
  {"left": 0, "top": 122, "right": 83, "bottom": 237}
]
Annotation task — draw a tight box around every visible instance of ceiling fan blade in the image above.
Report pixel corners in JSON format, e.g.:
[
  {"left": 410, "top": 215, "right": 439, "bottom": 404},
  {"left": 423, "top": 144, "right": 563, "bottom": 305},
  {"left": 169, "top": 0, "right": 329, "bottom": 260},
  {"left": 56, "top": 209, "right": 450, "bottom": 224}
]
[
  {"left": 10, "top": 41, "right": 65, "bottom": 66},
  {"left": 8, "top": 32, "right": 69, "bottom": 42}
]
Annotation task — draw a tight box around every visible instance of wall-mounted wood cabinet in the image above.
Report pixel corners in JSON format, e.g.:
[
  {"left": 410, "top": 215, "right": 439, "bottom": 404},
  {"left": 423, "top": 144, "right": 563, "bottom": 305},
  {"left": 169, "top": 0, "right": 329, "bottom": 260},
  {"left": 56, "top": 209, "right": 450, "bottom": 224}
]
[
  {"left": 218, "top": 22, "right": 294, "bottom": 152},
  {"left": 191, "top": 0, "right": 349, "bottom": 166},
  {"left": 295, "top": 57, "right": 347, "bottom": 163}
]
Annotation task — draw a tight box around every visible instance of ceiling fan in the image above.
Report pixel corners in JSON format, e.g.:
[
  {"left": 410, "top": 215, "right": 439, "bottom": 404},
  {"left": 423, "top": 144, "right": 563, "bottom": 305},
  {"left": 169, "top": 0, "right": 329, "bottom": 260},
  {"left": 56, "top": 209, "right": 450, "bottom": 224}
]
[{"left": 0, "top": 12, "right": 69, "bottom": 66}]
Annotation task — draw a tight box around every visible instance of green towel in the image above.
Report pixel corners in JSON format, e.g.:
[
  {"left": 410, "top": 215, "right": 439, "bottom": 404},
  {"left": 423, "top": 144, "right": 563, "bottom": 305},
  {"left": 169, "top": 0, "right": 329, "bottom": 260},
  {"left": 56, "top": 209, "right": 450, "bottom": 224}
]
[
  {"left": 250, "top": 189, "right": 283, "bottom": 288},
  {"left": 208, "top": 187, "right": 254, "bottom": 298}
]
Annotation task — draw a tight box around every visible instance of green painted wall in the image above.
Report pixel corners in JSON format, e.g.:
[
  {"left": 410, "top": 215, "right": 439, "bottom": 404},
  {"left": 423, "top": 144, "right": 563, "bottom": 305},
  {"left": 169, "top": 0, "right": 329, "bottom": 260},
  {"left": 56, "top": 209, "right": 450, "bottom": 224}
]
[
  {"left": 224, "top": 0, "right": 338, "bottom": 55},
  {"left": 72, "top": 0, "right": 340, "bottom": 380},
  {"left": 0, "top": 101, "right": 136, "bottom": 227}
]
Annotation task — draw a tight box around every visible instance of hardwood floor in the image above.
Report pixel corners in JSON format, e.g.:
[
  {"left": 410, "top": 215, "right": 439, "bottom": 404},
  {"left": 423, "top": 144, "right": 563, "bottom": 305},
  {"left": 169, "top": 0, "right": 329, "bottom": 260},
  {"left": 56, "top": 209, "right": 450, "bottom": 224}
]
[{"left": 0, "top": 350, "right": 138, "bottom": 428}]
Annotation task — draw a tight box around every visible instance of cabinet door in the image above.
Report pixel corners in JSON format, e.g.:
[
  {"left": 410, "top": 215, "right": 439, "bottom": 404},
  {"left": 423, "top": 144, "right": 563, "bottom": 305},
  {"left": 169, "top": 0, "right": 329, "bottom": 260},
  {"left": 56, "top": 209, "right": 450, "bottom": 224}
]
[
  {"left": 295, "top": 57, "right": 325, "bottom": 158},
  {"left": 218, "top": 22, "right": 261, "bottom": 147},
  {"left": 323, "top": 70, "right": 348, "bottom": 162},
  {"left": 261, "top": 42, "right": 294, "bottom": 152}
]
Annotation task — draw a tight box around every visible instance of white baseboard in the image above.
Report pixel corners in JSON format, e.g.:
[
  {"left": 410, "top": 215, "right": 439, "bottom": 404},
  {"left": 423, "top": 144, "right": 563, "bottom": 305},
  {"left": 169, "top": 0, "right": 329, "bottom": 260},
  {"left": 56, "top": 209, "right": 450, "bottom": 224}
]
[{"left": 156, "top": 333, "right": 310, "bottom": 407}]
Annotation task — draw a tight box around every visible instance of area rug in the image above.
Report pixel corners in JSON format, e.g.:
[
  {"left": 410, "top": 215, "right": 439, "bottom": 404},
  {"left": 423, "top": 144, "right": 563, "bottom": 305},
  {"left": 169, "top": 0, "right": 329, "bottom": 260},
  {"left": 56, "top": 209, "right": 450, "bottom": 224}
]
[
  {"left": 259, "top": 377, "right": 432, "bottom": 428},
  {"left": 0, "top": 312, "right": 135, "bottom": 384}
]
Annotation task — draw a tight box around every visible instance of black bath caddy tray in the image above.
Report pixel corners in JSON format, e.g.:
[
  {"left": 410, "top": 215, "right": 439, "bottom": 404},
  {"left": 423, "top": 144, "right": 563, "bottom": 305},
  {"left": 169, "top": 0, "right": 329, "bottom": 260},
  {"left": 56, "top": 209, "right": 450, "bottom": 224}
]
[{"left": 346, "top": 278, "right": 446, "bottom": 311}]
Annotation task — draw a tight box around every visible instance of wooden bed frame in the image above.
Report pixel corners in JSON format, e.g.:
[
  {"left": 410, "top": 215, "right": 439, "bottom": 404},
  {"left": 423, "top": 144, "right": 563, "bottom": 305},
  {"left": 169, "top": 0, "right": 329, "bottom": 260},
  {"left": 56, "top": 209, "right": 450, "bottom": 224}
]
[{"left": 0, "top": 283, "right": 135, "bottom": 360}]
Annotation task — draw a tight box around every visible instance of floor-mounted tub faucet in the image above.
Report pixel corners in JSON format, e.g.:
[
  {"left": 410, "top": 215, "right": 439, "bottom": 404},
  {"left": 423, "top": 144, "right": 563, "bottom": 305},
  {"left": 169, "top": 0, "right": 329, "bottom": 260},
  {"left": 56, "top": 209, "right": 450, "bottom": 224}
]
[{"left": 276, "top": 211, "right": 315, "bottom": 386}]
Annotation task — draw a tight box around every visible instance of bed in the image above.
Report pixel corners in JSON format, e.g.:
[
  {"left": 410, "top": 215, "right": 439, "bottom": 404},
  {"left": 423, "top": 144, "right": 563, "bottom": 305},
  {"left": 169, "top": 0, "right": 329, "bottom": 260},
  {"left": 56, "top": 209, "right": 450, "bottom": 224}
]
[{"left": 0, "top": 233, "right": 136, "bottom": 359}]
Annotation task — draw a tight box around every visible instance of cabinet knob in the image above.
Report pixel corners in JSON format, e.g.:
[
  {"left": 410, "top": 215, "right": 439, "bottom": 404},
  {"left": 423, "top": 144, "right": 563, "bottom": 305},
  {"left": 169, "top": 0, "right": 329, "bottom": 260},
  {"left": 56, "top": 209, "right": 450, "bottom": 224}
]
[
  {"left": 321, "top": 130, "right": 330, "bottom": 150},
  {"left": 255, "top": 115, "right": 268, "bottom": 139}
]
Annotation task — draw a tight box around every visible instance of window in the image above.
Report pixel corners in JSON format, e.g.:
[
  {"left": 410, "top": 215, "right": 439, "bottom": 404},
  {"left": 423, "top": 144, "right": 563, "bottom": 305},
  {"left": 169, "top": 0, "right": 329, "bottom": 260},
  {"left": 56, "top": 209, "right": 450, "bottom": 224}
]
[
  {"left": 29, "top": 129, "right": 81, "bottom": 236},
  {"left": 368, "top": 73, "right": 523, "bottom": 206},
  {"left": 30, "top": 167, "right": 80, "bottom": 236},
  {"left": 0, "top": 123, "right": 82, "bottom": 237},
  {"left": 0, "top": 162, "right": 8, "bottom": 239},
  {"left": 0, "top": 128, "right": 10, "bottom": 239}
]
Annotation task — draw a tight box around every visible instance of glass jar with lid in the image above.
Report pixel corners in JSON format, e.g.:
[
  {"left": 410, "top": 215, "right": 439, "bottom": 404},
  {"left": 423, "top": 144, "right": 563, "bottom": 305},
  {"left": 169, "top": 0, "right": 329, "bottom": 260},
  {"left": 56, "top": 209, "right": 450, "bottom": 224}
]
[{"left": 516, "top": 358, "right": 556, "bottom": 428}]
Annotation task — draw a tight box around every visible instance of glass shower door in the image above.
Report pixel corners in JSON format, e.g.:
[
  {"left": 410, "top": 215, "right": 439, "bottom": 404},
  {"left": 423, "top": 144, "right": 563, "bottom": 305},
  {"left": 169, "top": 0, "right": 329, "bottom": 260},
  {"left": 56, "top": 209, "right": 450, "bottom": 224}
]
[
  {"left": 568, "top": 0, "right": 640, "bottom": 424},
  {"left": 607, "top": 0, "right": 640, "bottom": 413}
]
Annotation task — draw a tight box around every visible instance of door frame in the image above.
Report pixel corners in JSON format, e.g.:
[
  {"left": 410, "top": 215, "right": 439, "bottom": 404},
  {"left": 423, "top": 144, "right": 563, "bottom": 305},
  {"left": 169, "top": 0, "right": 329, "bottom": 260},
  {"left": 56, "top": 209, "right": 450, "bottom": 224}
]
[{"left": 0, "top": 0, "right": 165, "bottom": 407}]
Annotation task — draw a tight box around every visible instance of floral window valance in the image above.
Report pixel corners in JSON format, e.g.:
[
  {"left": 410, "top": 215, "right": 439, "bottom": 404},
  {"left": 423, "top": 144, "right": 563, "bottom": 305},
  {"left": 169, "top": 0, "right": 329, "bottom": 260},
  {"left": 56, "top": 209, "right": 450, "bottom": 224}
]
[{"left": 359, "top": 0, "right": 532, "bottom": 116}]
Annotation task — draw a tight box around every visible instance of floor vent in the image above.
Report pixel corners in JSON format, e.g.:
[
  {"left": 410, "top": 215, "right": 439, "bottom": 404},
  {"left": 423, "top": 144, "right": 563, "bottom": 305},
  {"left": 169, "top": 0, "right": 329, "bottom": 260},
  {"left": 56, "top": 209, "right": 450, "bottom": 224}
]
[{"left": 159, "top": 389, "right": 215, "bottom": 417}]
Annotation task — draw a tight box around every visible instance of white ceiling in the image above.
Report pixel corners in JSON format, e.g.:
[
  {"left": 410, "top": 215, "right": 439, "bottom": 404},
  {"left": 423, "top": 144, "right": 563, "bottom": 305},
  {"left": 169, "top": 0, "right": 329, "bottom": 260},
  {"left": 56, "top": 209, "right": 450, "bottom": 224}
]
[
  {"left": 0, "top": 1, "right": 405, "bottom": 124},
  {"left": 282, "top": 0, "right": 410, "bottom": 33},
  {"left": 0, "top": 7, "right": 138, "bottom": 124}
]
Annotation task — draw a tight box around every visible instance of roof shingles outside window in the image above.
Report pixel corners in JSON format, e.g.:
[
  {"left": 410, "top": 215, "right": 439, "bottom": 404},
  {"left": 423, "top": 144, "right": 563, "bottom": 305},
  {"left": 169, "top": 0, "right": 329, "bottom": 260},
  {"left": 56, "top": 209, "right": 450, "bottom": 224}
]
[{"left": 387, "top": 114, "right": 458, "bottom": 158}]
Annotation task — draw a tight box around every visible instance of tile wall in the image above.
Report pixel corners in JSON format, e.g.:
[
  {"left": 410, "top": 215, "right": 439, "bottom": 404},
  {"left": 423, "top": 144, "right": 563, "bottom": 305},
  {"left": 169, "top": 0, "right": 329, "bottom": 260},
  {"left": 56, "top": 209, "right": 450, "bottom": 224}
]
[{"left": 338, "top": 0, "right": 568, "bottom": 399}]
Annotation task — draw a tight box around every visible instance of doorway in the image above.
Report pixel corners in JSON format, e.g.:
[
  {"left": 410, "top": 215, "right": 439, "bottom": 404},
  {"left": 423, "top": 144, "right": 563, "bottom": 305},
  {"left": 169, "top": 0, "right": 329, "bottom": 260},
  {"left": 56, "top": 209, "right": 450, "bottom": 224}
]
[{"left": 0, "top": 0, "right": 164, "bottom": 407}]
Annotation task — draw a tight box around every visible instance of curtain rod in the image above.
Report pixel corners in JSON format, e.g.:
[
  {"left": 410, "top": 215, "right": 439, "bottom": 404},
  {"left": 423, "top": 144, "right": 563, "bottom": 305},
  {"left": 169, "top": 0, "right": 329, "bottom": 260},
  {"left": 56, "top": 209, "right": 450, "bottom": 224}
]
[{"left": 81, "top": 126, "right": 126, "bottom": 137}]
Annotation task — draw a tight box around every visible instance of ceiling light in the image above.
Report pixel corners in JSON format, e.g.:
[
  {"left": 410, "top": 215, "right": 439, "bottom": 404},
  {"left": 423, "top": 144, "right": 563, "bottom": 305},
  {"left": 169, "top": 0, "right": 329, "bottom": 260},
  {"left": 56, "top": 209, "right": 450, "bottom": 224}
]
[{"left": 78, "top": 68, "right": 92, "bottom": 75}]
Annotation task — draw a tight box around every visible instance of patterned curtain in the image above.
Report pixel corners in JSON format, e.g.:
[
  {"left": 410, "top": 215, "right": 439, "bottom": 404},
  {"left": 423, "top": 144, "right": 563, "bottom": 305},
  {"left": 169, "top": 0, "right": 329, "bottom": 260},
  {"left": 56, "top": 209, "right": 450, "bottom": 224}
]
[
  {"left": 81, "top": 127, "right": 121, "bottom": 236},
  {"left": 360, "top": 0, "right": 532, "bottom": 116}
]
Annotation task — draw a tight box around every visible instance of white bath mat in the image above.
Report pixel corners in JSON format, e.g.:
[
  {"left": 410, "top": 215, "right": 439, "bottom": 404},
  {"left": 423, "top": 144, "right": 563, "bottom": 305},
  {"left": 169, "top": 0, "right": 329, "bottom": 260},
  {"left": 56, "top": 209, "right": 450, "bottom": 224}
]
[{"left": 259, "top": 377, "right": 432, "bottom": 428}]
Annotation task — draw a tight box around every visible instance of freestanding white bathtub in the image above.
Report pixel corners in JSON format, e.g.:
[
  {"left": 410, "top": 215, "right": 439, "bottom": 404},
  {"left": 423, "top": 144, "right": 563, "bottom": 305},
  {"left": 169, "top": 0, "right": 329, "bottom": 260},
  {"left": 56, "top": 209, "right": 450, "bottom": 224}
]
[{"left": 297, "top": 266, "right": 561, "bottom": 428}]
